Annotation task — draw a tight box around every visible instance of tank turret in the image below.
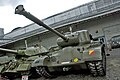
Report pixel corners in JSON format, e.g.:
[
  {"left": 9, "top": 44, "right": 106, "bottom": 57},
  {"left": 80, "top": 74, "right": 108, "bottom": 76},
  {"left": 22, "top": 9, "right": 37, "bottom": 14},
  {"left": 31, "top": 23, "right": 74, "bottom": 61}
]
[{"left": 15, "top": 5, "right": 91, "bottom": 47}]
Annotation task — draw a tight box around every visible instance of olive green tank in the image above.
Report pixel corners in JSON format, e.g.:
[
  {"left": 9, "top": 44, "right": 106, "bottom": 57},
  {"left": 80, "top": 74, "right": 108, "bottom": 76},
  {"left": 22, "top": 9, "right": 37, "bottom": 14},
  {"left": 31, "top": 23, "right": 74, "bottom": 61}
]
[
  {"left": 0, "top": 45, "right": 48, "bottom": 79},
  {"left": 15, "top": 5, "right": 106, "bottom": 78}
]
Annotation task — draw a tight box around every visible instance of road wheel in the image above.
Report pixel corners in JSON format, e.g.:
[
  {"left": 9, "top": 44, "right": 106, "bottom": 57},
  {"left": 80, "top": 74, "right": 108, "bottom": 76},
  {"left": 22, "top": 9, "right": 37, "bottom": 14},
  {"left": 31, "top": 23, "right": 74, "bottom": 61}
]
[
  {"left": 36, "top": 67, "right": 55, "bottom": 78},
  {"left": 87, "top": 51, "right": 106, "bottom": 76}
]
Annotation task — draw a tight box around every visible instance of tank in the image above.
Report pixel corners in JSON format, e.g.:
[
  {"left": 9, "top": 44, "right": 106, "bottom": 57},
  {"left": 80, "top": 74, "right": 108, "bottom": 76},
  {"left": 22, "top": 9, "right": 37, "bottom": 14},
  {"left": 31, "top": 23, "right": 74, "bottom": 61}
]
[
  {"left": 15, "top": 5, "right": 106, "bottom": 78},
  {"left": 0, "top": 45, "right": 48, "bottom": 79}
]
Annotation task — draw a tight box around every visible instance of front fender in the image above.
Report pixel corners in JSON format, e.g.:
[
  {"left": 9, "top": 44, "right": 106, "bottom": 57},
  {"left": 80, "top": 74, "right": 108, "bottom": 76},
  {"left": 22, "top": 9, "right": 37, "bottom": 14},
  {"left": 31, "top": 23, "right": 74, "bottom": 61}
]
[
  {"left": 83, "top": 47, "right": 102, "bottom": 61},
  {"left": 32, "top": 56, "right": 49, "bottom": 67},
  {"left": 17, "top": 64, "right": 31, "bottom": 72}
]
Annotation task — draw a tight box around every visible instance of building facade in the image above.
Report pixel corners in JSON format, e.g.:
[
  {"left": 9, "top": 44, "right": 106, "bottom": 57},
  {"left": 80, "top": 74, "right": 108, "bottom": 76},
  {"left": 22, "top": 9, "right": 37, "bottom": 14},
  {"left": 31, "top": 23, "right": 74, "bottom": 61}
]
[{"left": 1, "top": 0, "right": 120, "bottom": 49}]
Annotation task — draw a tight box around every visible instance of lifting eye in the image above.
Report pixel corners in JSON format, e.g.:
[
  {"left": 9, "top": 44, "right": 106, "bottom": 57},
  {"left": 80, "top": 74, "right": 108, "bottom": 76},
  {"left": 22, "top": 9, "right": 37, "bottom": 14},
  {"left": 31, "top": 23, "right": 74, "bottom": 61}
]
[
  {"left": 72, "top": 35, "right": 74, "bottom": 37},
  {"left": 77, "top": 48, "right": 80, "bottom": 51}
]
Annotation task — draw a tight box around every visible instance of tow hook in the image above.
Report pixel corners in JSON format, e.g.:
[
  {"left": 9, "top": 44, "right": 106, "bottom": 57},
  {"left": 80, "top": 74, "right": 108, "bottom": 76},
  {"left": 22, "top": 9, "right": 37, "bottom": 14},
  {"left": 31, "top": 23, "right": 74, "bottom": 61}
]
[{"left": 63, "top": 67, "right": 71, "bottom": 71}]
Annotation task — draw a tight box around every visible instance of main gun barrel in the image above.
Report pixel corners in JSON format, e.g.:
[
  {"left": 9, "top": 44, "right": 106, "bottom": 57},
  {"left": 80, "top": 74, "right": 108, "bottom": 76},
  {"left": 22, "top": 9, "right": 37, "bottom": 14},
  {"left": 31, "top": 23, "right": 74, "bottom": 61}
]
[
  {"left": 15, "top": 5, "right": 68, "bottom": 42},
  {"left": 0, "top": 48, "right": 18, "bottom": 53}
]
